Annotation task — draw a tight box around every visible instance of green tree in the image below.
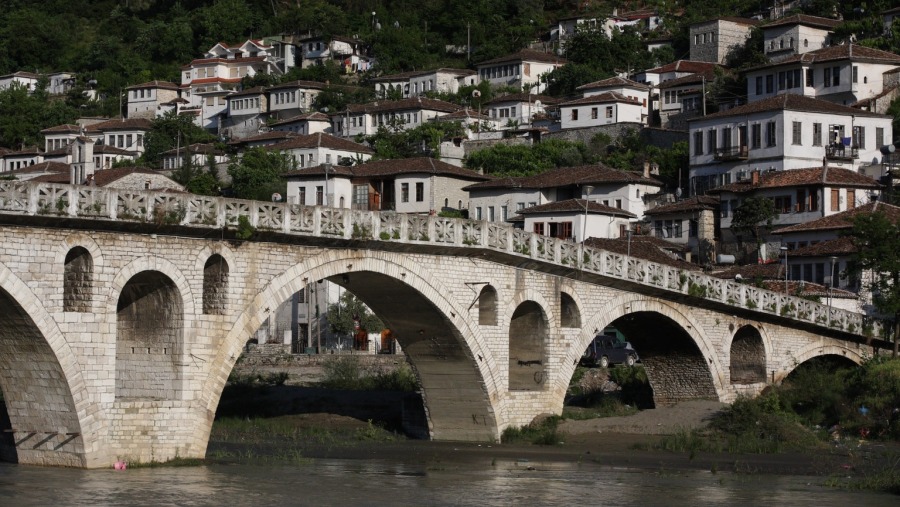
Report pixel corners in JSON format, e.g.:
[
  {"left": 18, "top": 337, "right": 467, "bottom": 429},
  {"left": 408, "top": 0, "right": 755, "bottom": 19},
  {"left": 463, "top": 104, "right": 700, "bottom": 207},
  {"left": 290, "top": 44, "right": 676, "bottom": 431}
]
[
  {"left": 142, "top": 111, "right": 215, "bottom": 167},
  {"left": 465, "top": 139, "right": 595, "bottom": 176},
  {"left": 731, "top": 196, "right": 777, "bottom": 262},
  {"left": 227, "top": 147, "right": 290, "bottom": 201},
  {"left": 847, "top": 211, "right": 900, "bottom": 356},
  {"left": 327, "top": 291, "right": 384, "bottom": 337}
]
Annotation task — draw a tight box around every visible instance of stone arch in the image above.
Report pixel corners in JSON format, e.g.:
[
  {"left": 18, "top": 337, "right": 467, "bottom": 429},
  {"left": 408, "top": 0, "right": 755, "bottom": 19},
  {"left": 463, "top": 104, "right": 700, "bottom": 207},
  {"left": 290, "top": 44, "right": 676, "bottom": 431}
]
[
  {"left": 565, "top": 293, "right": 726, "bottom": 406},
  {"left": 477, "top": 285, "right": 498, "bottom": 326},
  {"left": 0, "top": 261, "right": 95, "bottom": 467},
  {"left": 508, "top": 301, "right": 549, "bottom": 391},
  {"left": 729, "top": 325, "right": 767, "bottom": 384},
  {"left": 63, "top": 247, "right": 93, "bottom": 312},
  {"left": 559, "top": 291, "right": 580, "bottom": 328},
  {"left": 56, "top": 234, "right": 103, "bottom": 313},
  {"left": 781, "top": 343, "right": 865, "bottom": 383},
  {"left": 202, "top": 254, "right": 229, "bottom": 315},
  {"left": 205, "top": 250, "right": 501, "bottom": 443},
  {"left": 115, "top": 270, "right": 184, "bottom": 400}
]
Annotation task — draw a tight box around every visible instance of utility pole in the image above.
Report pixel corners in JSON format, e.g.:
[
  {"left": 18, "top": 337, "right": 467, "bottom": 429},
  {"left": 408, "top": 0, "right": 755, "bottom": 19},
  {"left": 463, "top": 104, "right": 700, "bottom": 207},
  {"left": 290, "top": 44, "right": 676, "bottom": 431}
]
[{"left": 467, "top": 22, "right": 471, "bottom": 63}]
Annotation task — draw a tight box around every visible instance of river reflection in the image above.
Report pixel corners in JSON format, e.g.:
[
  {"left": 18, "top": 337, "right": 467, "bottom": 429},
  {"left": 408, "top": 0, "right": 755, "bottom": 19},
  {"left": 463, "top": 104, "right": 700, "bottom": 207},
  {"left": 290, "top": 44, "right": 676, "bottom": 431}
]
[{"left": 0, "top": 458, "right": 896, "bottom": 506}]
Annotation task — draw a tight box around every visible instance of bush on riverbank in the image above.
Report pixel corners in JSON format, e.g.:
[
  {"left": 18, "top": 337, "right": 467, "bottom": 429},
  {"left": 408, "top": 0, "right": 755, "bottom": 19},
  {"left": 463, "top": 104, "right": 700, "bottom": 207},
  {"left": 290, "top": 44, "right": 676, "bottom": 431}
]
[
  {"left": 565, "top": 365, "right": 653, "bottom": 419},
  {"left": 320, "top": 356, "right": 417, "bottom": 391},
  {"left": 502, "top": 416, "right": 563, "bottom": 445}
]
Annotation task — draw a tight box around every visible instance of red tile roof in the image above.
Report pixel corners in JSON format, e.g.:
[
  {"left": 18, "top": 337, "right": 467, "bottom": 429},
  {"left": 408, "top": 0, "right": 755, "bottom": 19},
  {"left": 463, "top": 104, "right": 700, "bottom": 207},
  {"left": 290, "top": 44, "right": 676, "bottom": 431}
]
[
  {"left": 477, "top": 49, "right": 567, "bottom": 66},
  {"left": 519, "top": 198, "right": 636, "bottom": 218},
  {"left": 267, "top": 133, "right": 374, "bottom": 154},
  {"left": 464, "top": 164, "right": 662, "bottom": 191},
  {"left": 747, "top": 43, "right": 900, "bottom": 70},
  {"left": 345, "top": 97, "right": 460, "bottom": 114},
  {"left": 126, "top": 80, "right": 179, "bottom": 90},
  {"left": 644, "top": 60, "right": 720, "bottom": 75},
  {"left": 772, "top": 201, "right": 900, "bottom": 234},
  {"left": 584, "top": 236, "right": 699, "bottom": 270},
  {"left": 711, "top": 166, "right": 881, "bottom": 194},
  {"left": 783, "top": 236, "right": 857, "bottom": 257},
  {"left": 761, "top": 14, "right": 843, "bottom": 30},
  {"left": 645, "top": 196, "right": 719, "bottom": 216},
  {"left": 577, "top": 76, "right": 650, "bottom": 91},
  {"left": 270, "top": 112, "right": 331, "bottom": 126},
  {"left": 89, "top": 118, "right": 153, "bottom": 131},
  {"left": 559, "top": 91, "right": 640, "bottom": 106},
  {"left": 710, "top": 262, "right": 783, "bottom": 280},
  {"left": 266, "top": 80, "right": 326, "bottom": 90},
  {"left": 693, "top": 93, "right": 888, "bottom": 121},
  {"left": 485, "top": 93, "right": 561, "bottom": 105},
  {"left": 758, "top": 279, "right": 857, "bottom": 298}
]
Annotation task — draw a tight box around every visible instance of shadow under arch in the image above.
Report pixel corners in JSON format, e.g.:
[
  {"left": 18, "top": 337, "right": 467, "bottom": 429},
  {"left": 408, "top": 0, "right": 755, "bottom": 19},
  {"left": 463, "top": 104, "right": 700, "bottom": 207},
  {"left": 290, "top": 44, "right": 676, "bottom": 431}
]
[
  {"left": 0, "top": 262, "right": 94, "bottom": 467},
  {"left": 570, "top": 294, "right": 727, "bottom": 406},
  {"left": 780, "top": 343, "right": 865, "bottom": 382},
  {"left": 729, "top": 324, "right": 769, "bottom": 384},
  {"left": 206, "top": 251, "right": 501, "bottom": 443}
]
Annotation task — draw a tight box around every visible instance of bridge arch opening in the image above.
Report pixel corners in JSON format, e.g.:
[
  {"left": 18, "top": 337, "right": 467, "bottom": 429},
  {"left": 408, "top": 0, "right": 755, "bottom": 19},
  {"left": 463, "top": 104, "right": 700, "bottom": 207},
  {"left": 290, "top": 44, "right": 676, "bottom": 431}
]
[
  {"left": 730, "top": 325, "right": 766, "bottom": 384},
  {"left": 560, "top": 291, "right": 580, "bottom": 328},
  {"left": 605, "top": 311, "right": 718, "bottom": 406},
  {"left": 203, "top": 254, "right": 229, "bottom": 315},
  {"left": 477, "top": 285, "right": 498, "bottom": 326},
  {"left": 0, "top": 287, "right": 83, "bottom": 465},
  {"left": 63, "top": 246, "right": 93, "bottom": 312},
  {"left": 116, "top": 270, "right": 183, "bottom": 400},
  {"left": 509, "top": 301, "right": 548, "bottom": 391}
]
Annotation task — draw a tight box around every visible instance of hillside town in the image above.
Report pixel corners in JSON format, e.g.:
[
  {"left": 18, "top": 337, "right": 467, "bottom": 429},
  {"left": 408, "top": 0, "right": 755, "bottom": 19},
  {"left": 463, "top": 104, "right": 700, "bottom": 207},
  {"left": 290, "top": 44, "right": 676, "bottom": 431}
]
[{"left": 2, "top": 2, "right": 900, "bottom": 351}]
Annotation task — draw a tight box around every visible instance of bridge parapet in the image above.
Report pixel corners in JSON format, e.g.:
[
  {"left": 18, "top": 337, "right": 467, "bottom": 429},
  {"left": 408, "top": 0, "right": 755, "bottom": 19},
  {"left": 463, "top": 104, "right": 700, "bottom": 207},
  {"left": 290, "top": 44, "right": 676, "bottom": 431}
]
[{"left": 0, "top": 181, "right": 881, "bottom": 340}]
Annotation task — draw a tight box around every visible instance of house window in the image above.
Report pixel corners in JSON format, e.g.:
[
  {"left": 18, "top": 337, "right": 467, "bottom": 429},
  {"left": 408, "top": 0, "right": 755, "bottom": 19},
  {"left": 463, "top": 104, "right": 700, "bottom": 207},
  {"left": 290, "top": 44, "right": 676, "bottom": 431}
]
[
  {"left": 751, "top": 124, "right": 761, "bottom": 149},
  {"left": 847, "top": 189, "right": 856, "bottom": 209},
  {"left": 877, "top": 127, "right": 885, "bottom": 150},
  {"left": 689, "top": 220, "right": 698, "bottom": 237},
  {"left": 765, "top": 121, "right": 776, "bottom": 147},
  {"left": 707, "top": 129, "right": 717, "bottom": 154},
  {"left": 591, "top": 107, "right": 598, "bottom": 119},
  {"left": 852, "top": 66, "right": 858, "bottom": 83},
  {"left": 476, "top": 207, "right": 483, "bottom": 220},
  {"left": 571, "top": 109, "right": 578, "bottom": 121},
  {"left": 831, "top": 189, "right": 840, "bottom": 211},
  {"left": 533, "top": 222, "right": 544, "bottom": 235},
  {"left": 832, "top": 66, "right": 840, "bottom": 86},
  {"left": 615, "top": 199, "right": 622, "bottom": 209},
  {"left": 693, "top": 131, "right": 703, "bottom": 155},
  {"left": 755, "top": 76, "right": 763, "bottom": 95},
  {"left": 605, "top": 106, "right": 613, "bottom": 118},
  {"left": 517, "top": 202, "right": 525, "bottom": 211},
  {"left": 853, "top": 126, "right": 865, "bottom": 149},
  {"left": 773, "top": 195, "right": 791, "bottom": 214},
  {"left": 488, "top": 206, "right": 495, "bottom": 221},
  {"left": 722, "top": 127, "right": 732, "bottom": 150},
  {"left": 792, "top": 122, "right": 802, "bottom": 145},
  {"left": 415, "top": 182, "right": 424, "bottom": 202},
  {"left": 813, "top": 123, "right": 822, "bottom": 146},
  {"left": 299, "top": 187, "right": 306, "bottom": 205},
  {"left": 315, "top": 186, "right": 323, "bottom": 205},
  {"left": 805, "top": 68, "right": 814, "bottom": 87},
  {"left": 824, "top": 67, "right": 831, "bottom": 88},
  {"left": 401, "top": 183, "right": 409, "bottom": 203},
  {"left": 765, "top": 75, "right": 774, "bottom": 93},
  {"left": 501, "top": 205, "right": 508, "bottom": 221}
]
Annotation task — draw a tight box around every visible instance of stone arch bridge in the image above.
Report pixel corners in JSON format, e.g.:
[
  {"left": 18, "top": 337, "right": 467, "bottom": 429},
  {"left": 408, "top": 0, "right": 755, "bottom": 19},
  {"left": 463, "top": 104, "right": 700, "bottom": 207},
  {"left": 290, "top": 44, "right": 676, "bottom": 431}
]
[{"left": 0, "top": 181, "right": 888, "bottom": 468}]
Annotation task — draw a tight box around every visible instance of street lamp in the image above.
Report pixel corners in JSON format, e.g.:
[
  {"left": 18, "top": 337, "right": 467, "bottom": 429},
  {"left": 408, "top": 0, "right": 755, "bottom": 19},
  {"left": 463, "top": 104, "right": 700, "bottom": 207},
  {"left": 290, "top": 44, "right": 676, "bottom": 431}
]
[
  {"left": 582, "top": 185, "right": 594, "bottom": 243},
  {"left": 780, "top": 246, "right": 789, "bottom": 294}
]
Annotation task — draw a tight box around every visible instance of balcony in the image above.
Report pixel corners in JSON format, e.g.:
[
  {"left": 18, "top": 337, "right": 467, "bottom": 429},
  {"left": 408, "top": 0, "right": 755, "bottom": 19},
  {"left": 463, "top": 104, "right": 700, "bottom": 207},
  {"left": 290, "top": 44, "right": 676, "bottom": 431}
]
[
  {"left": 825, "top": 144, "right": 858, "bottom": 160},
  {"left": 714, "top": 145, "right": 749, "bottom": 161}
]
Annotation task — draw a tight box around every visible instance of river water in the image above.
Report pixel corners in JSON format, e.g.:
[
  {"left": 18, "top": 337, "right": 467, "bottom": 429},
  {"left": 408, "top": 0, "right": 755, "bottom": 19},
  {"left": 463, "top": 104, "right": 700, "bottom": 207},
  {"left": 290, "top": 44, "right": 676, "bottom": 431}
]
[{"left": 0, "top": 456, "right": 896, "bottom": 506}]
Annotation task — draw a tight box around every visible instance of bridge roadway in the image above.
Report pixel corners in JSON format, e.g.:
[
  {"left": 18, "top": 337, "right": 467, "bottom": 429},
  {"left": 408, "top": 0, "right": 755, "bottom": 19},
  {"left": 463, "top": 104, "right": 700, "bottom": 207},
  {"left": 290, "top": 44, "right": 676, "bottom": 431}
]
[{"left": 0, "top": 181, "right": 888, "bottom": 468}]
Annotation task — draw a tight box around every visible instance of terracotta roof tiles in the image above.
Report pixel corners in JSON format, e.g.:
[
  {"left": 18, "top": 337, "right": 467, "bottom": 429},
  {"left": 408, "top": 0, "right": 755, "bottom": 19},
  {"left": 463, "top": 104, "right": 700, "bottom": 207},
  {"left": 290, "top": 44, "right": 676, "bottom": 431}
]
[
  {"left": 711, "top": 167, "right": 881, "bottom": 194},
  {"left": 519, "top": 198, "right": 636, "bottom": 218}
]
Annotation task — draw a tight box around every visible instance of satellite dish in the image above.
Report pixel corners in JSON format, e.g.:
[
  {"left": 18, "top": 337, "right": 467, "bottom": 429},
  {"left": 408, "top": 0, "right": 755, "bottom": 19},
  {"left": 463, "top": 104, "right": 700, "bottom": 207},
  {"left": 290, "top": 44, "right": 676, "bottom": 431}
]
[
  {"left": 534, "top": 100, "right": 541, "bottom": 108},
  {"left": 271, "top": 193, "right": 282, "bottom": 202},
  {"left": 375, "top": 22, "right": 382, "bottom": 30},
  {"left": 675, "top": 187, "right": 682, "bottom": 198},
  {"left": 472, "top": 90, "right": 481, "bottom": 98},
  {"left": 393, "top": 21, "right": 400, "bottom": 29}
]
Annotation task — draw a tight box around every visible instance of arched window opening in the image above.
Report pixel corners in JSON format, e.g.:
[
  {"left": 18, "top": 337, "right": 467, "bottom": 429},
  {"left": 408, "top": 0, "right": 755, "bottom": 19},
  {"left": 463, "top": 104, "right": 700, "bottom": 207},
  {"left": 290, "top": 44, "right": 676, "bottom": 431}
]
[
  {"left": 508, "top": 301, "right": 547, "bottom": 391},
  {"left": 478, "top": 285, "right": 498, "bottom": 326},
  {"left": 116, "top": 271, "right": 183, "bottom": 400},
  {"left": 560, "top": 292, "right": 580, "bottom": 328},
  {"left": 203, "top": 254, "right": 229, "bottom": 315},
  {"left": 63, "top": 247, "right": 93, "bottom": 312},
  {"left": 730, "top": 326, "right": 766, "bottom": 384}
]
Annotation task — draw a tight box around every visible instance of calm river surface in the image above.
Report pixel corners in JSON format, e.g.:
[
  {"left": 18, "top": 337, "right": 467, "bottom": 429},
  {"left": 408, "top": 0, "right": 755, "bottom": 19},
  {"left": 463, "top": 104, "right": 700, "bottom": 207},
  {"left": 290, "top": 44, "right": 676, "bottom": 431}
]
[{"left": 0, "top": 457, "right": 896, "bottom": 506}]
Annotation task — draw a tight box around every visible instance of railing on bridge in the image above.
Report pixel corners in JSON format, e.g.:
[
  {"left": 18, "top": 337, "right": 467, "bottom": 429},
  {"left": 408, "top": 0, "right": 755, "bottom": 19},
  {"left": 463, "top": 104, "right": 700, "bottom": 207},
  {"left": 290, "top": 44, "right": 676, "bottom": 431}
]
[{"left": 0, "top": 181, "right": 882, "bottom": 339}]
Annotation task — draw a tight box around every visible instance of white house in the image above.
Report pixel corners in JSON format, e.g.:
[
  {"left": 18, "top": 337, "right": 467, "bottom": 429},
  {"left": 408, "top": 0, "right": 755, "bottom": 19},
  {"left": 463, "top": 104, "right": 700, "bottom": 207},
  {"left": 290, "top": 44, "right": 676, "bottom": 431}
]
[
  {"left": 576, "top": 76, "right": 650, "bottom": 117},
  {"left": 687, "top": 94, "right": 893, "bottom": 195},
  {"left": 744, "top": 44, "right": 900, "bottom": 106},
  {"left": 331, "top": 97, "right": 460, "bottom": 138},
  {"left": 266, "top": 133, "right": 374, "bottom": 170},
  {"left": 709, "top": 166, "right": 882, "bottom": 258},
  {"left": 160, "top": 143, "right": 227, "bottom": 170},
  {"left": 520, "top": 199, "right": 637, "bottom": 242},
  {"left": 297, "top": 35, "right": 370, "bottom": 72},
  {"left": 282, "top": 157, "right": 489, "bottom": 212},
  {"left": 632, "top": 60, "right": 720, "bottom": 87},
  {"left": 643, "top": 195, "right": 719, "bottom": 263},
  {"left": 464, "top": 164, "right": 663, "bottom": 224},
  {"left": 270, "top": 111, "right": 332, "bottom": 135},
  {"left": 90, "top": 118, "right": 152, "bottom": 157},
  {"left": 0, "top": 71, "right": 40, "bottom": 92},
  {"left": 126, "top": 81, "right": 180, "bottom": 119},
  {"left": 761, "top": 14, "right": 841, "bottom": 62},
  {"left": 655, "top": 70, "right": 716, "bottom": 129},
  {"left": 223, "top": 86, "right": 268, "bottom": 139},
  {"left": 0, "top": 147, "right": 41, "bottom": 172},
  {"left": 266, "top": 80, "right": 324, "bottom": 119},
  {"left": 475, "top": 49, "right": 566, "bottom": 94},
  {"left": 373, "top": 68, "right": 477, "bottom": 98},
  {"left": 483, "top": 93, "right": 560, "bottom": 128},
  {"left": 559, "top": 92, "right": 645, "bottom": 129}
]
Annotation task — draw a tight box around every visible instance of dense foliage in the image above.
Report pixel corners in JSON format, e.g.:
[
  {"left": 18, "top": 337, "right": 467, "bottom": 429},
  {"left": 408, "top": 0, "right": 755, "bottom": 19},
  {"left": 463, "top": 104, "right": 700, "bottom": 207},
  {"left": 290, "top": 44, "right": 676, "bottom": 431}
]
[{"left": 464, "top": 138, "right": 596, "bottom": 176}]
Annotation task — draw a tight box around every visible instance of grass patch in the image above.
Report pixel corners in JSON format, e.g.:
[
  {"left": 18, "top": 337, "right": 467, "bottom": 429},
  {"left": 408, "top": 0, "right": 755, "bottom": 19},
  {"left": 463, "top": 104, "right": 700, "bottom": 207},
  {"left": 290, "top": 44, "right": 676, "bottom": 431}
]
[
  {"left": 211, "top": 414, "right": 397, "bottom": 447},
  {"left": 501, "top": 416, "right": 563, "bottom": 445},
  {"left": 124, "top": 456, "right": 207, "bottom": 468}
]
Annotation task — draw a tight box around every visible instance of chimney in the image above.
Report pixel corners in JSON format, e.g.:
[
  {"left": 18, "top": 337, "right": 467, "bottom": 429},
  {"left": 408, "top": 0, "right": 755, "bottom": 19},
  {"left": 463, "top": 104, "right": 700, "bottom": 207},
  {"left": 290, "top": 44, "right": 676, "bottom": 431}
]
[
  {"left": 751, "top": 169, "right": 759, "bottom": 185},
  {"left": 643, "top": 161, "right": 650, "bottom": 178}
]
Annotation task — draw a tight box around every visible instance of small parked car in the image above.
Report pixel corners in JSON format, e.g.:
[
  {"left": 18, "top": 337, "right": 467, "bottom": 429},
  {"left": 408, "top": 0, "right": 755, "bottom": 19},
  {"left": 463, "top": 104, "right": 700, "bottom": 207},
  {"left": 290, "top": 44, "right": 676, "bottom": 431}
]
[{"left": 581, "top": 335, "right": 639, "bottom": 368}]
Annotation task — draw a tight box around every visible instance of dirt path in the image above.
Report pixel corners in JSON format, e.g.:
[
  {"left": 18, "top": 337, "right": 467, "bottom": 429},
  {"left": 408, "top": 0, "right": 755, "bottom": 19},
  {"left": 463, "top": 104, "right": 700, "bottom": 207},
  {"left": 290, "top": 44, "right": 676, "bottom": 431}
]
[{"left": 559, "top": 399, "right": 727, "bottom": 436}]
